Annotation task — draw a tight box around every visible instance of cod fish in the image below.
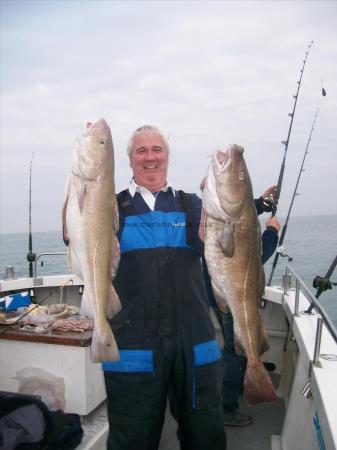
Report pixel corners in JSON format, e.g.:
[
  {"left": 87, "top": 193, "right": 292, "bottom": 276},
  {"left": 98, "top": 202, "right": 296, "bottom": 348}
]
[
  {"left": 202, "top": 144, "right": 277, "bottom": 405},
  {"left": 62, "top": 118, "right": 121, "bottom": 363}
]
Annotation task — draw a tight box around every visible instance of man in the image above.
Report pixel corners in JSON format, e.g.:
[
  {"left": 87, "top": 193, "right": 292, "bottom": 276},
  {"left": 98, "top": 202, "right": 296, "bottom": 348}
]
[
  {"left": 102, "top": 125, "right": 227, "bottom": 450},
  {"left": 208, "top": 188, "right": 281, "bottom": 427}
]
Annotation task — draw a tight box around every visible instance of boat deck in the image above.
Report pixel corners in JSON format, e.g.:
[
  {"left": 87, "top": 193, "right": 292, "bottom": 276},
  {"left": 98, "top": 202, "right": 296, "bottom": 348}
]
[
  {"left": 78, "top": 394, "right": 285, "bottom": 450},
  {"left": 225, "top": 399, "right": 285, "bottom": 450},
  {"left": 159, "top": 398, "right": 285, "bottom": 450}
]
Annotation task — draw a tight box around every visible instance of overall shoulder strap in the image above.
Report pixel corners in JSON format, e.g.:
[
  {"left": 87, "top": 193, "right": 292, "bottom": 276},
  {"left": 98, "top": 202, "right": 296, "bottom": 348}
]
[
  {"left": 117, "top": 189, "right": 136, "bottom": 216},
  {"left": 178, "top": 190, "right": 194, "bottom": 245}
]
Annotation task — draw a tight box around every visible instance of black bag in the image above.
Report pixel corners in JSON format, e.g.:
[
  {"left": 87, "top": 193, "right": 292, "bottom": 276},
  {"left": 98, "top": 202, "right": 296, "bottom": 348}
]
[{"left": 0, "top": 392, "right": 83, "bottom": 450}]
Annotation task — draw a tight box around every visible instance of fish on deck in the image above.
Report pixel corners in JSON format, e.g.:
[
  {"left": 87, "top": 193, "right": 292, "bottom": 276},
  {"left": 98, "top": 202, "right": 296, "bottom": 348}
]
[
  {"left": 62, "top": 118, "right": 121, "bottom": 363},
  {"left": 202, "top": 144, "right": 277, "bottom": 405}
]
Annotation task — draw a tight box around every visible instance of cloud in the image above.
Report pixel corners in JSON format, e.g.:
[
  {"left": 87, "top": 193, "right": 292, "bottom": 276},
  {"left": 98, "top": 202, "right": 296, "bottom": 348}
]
[{"left": 1, "top": 0, "right": 337, "bottom": 233}]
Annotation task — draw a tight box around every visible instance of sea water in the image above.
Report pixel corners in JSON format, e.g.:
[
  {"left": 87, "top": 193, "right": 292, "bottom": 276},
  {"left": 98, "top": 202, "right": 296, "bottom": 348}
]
[
  {"left": 262, "top": 214, "right": 337, "bottom": 327},
  {"left": 1, "top": 215, "right": 336, "bottom": 326}
]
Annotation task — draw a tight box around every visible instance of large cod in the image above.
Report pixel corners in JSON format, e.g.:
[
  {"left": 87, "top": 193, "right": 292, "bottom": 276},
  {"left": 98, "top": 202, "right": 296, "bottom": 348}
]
[
  {"left": 62, "top": 118, "right": 121, "bottom": 363},
  {"left": 202, "top": 144, "right": 277, "bottom": 405}
]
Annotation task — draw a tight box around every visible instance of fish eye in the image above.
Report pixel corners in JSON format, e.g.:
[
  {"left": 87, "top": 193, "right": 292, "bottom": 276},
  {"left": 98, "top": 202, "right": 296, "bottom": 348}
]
[
  {"left": 238, "top": 171, "right": 245, "bottom": 180},
  {"left": 99, "top": 140, "right": 105, "bottom": 145}
]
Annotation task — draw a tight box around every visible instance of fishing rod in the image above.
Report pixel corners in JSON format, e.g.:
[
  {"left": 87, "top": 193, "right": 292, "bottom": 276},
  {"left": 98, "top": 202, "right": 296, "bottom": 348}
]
[
  {"left": 269, "top": 40, "right": 314, "bottom": 217},
  {"left": 267, "top": 108, "right": 319, "bottom": 286},
  {"left": 27, "top": 152, "right": 36, "bottom": 277},
  {"left": 305, "top": 255, "right": 337, "bottom": 314}
]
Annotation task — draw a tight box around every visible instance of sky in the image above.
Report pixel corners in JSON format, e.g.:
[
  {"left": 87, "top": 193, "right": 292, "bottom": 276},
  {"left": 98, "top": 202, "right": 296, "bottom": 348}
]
[{"left": 1, "top": 0, "right": 337, "bottom": 234}]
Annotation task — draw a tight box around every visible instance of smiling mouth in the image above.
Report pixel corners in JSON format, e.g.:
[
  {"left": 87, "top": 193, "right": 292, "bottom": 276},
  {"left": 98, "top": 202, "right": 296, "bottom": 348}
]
[{"left": 144, "top": 165, "right": 158, "bottom": 170}]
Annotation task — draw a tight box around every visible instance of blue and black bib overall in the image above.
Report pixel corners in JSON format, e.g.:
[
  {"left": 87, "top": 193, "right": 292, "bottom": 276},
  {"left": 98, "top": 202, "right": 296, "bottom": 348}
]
[{"left": 103, "top": 189, "right": 226, "bottom": 450}]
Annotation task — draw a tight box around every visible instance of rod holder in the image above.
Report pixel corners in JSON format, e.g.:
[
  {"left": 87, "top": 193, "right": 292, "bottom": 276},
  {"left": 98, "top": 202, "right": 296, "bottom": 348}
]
[
  {"left": 5, "top": 266, "right": 15, "bottom": 280},
  {"left": 294, "top": 278, "right": 300, "bottom": 316},
  {"left": 313, "top": 317, "right": 323, "bottom": 367},
  {"left": 283, "top": 271, "right": 292, "bottom": 294}
]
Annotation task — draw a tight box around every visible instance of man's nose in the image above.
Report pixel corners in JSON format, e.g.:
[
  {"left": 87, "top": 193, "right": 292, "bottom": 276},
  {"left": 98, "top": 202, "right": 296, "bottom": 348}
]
[{"left": 145, "top": 149, "right": 156, "bottom": 159}]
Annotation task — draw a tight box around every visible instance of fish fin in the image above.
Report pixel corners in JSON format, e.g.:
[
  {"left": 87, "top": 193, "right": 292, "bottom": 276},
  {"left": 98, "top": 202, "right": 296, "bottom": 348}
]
[
  {"left": 74, "top": 177, "right": 86, "bottom": 213},
  {"left": 244, "top": 359, "right": 277, "bottom": 405},
  {"left": 68, "top": 247, "right": 83, "bottom": 279},
  {"left": 77, "top": 184, "right": 86, "bottom": 213},
  {"left": 110, "top": 235, "right": 120, "bottom": 278},
  {"left": 80, "top": 289, "right": 93, "bottom": 318},
  {"left": 198, "top": 208, "right": 207, "bottom": 241},
  {"left": 106, "top": 284, "right": 121, "bottom": 319},
  {"left": 234, "top": 336, "right": 246, "bottom": 355},
  {"left": 62, "top": 176, "right": 70, "bottom": 242},
  {"left": 212, "top": 284, "right": 230, "bottom": 312},
  {"left": 90, "top": 325, "right": 120, "bottom": 363},
  {"left": 259, "top": 267, "right": 265, "bottom": 298},
  {"left": 217, "top": 223, "right": 235, "bottom": 257},
  {"left": 67, "top": 245, "right": 73, "bottom": 272},
  {"left": 259, "top": 319, "right": 270, "bottom": 355},
  {"left": 112, "top": 197, "right": 119, "bottom": 233}
]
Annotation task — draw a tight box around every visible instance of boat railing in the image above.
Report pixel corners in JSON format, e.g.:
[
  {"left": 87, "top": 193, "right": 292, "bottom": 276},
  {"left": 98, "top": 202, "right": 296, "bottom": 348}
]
[
  {"left": 34, "top": 252, "right": 67, "bottom": 277},
  {"left": 284, "top": 265, "right": 337, "bottom": 367}
]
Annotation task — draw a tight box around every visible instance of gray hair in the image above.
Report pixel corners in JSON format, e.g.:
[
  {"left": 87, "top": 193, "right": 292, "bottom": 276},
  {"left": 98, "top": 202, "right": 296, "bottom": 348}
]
[{"left": 126, "top": 125, "right": 169, "bottom": 156}]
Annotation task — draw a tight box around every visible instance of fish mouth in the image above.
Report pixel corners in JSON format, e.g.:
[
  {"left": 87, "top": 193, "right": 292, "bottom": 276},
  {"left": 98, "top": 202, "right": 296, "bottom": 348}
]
[
  {"left": 215, "top": 149, "right": 229, "bottom": 172},
  {"left": 82, "top": 119, "right": 108, "bottom": 137},
  {"left": 213, "top": 146, "right": 246, "bottom": 219},
  {"left": 215, "top": 146, "right": 244, "bottom": 172}
]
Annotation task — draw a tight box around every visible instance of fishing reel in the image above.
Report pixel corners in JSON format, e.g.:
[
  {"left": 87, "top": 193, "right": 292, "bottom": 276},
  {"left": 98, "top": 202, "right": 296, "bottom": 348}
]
[
  {"left": 313, "top": 276, "right": 336, "bottom": 292},
  {"left": 261, "top": 195, "right": 277, "bottom": 214},
  {"left": 277, "top": 246, "right": 293, "bottom": 262},
  {"left": 27, "top": 251, "right": 36, "bottom": 263}
]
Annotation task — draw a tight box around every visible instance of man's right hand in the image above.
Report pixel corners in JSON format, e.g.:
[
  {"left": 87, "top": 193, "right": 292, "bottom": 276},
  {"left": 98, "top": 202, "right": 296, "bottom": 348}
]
[{"left": 262, "top": 185, "right": 278, "bottom": 200}]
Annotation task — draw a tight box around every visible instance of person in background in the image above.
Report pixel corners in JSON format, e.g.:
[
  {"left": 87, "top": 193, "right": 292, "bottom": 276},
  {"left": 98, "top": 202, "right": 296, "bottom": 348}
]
[
  {"left": 203, "top": 186, "right": 281, "bottom": 427},
  {"left": 103, "top": 125, "right": 227, "bottom": 450}
]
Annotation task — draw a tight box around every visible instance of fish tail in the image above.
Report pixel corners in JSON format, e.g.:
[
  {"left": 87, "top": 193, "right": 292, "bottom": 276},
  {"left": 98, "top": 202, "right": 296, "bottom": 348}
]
[
  {"left": 244, "top": 360, "right": 277, "bottom": 405},
  {"left": 80, "top": 290, "right": 93, "bottom": 318},
  {"left": 90, "top": 325, "right": 120, "bottom": 363}
]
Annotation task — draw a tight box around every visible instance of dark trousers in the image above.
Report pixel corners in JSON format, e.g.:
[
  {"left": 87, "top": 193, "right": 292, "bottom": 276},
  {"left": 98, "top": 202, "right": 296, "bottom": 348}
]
[
  {"left": 104, "top": 335, "right": 226, "bottom": 450},
  {"left": 214, "top": 309, "right": 247, "bottom": 413}
]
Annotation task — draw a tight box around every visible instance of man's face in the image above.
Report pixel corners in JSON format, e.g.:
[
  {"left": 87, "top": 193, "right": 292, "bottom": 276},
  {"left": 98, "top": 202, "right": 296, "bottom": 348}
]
[{"left": 129, "top": 130, "right": 168, "bottom": 192}]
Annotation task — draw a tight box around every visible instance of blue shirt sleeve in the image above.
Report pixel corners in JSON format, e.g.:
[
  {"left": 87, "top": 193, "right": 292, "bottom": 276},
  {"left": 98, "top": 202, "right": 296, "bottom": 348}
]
[{"left": 261, "top": 227, "right": 278, "bottom": 264}]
